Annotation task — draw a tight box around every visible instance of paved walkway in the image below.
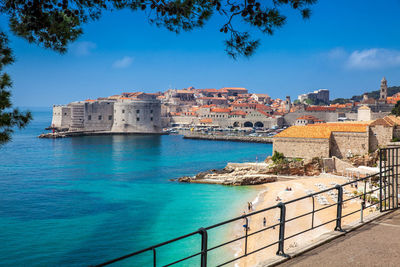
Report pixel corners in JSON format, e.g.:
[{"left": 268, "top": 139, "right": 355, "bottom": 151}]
[{"left": 277, "top": 210, "right": 400, "bottom": 267}]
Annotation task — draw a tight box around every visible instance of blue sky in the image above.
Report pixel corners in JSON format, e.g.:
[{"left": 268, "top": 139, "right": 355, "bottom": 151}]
[{"left": 4, "top": 0, "right": 400, "bottom": 107}]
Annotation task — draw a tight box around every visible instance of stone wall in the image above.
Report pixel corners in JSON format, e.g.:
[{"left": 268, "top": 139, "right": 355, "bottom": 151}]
[
  {"left": 273, "top": 137, "right": 330, "bottom": 159},
  {"left": 332, "top": 156, "right": 355, "bottom": 174},
  {"left": 51, "top": 105, "right": 71, "bottom": 130},
  {"left": 111, "top": 99, "right": 161, "bottom": 133},
  {"left": 330, "top": 132, "right": 369, "bottom": 158},
  {"left": 283, "top": 110, "right": 338, "bottom": 126},
  {"left": 369, "top": 125, "right": 393, "bottom": 151},
  {"left": 83, "top": 101, "right": 114, "bottom": 131}
]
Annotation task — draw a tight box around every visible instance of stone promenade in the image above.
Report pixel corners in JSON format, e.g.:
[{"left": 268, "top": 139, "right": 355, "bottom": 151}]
[{"left": 277, "top": 209, "right": 400, "bottom": 267}]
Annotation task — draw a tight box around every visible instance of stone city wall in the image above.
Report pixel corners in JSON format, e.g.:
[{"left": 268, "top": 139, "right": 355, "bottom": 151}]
[
  {"left": 273, "top": 137, "right": 330, "bottom": 159},
  {"left": 83, "top": 101, "right": 114, "bottom": 131},
  {"left": 111, "top": 100, "right": 161, "bottom": 133},
  {"left": 283, "top": 111, "right": 338, "bottom": 125},
  {"left": 51, "top": 105, "right": 71, "bottom": 130},
  {"left": 369, "top": 125, "right": 393, "bottom": 151},
  {"left": 330, "top": 132, "right": 369, "bottom": 158}
]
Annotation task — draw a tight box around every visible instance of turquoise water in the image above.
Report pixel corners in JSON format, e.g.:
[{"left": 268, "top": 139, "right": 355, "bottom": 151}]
[{"left": 0, "top": 109, "right": 272, "bottom": 266}]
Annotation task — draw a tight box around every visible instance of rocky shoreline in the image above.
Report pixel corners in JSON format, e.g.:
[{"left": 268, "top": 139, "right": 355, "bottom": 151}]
[{"left": 176, "top": 157, "right": 324, "bottom": 186}]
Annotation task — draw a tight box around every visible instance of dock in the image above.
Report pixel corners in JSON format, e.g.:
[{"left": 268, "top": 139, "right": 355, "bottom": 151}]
[{"left": 183, "top": 134, "right": 273, "bottom": 143}]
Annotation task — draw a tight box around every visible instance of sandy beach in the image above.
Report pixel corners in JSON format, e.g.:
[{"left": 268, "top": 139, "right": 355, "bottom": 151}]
[{"left": 228, "top": 174, "right": 379, "bottom": 267}]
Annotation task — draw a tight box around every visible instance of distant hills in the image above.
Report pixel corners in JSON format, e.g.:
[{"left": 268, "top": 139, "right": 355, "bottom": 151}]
[{"left": 331, "top": 86, "right": 400, "bottom": 104}]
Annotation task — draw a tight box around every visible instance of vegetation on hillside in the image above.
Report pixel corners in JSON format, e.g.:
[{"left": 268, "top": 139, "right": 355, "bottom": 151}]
[{"left": 331, "top": 86, "right": 400, "bottom": 104}]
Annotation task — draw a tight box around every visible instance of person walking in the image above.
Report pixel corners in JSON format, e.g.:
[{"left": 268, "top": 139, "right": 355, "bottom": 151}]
[{"left": 263, "top": 217, "right": 266, "bottom": 227}]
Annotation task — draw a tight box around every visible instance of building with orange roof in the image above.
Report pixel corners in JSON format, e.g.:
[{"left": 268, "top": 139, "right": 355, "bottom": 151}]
[
  {"left": 295, "top": 115, "right": 325, "bottom": 125},
  {"left": 273, "top": 116, "right": 400, "bottom": 159}
]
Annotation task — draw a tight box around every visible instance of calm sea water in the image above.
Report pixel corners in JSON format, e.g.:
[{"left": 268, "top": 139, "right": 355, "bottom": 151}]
[{"left": 0, "top": 109, "right": 272, "bottom": 266}]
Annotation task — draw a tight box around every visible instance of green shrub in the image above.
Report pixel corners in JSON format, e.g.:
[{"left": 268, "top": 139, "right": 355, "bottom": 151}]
[
  {"left": 391, "top": 137, "right": 400, "bottom": 142},
  {"left": 272, "top": 151, "right": 285, "bottom": 164}
]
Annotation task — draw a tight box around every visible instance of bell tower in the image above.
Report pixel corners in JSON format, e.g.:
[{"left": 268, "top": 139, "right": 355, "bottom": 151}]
[{"left": 380, "top": 77, "right": 388, "bottom": 100}]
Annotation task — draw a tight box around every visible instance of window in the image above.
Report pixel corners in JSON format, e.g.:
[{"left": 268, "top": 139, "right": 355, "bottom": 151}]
[
  {"left": 88, "top": 115, "right": 91, "bottom": 120},
  {"left": 150, "top": 117, "right": 153, "bottom": 121},
  {"left": 98, "top": 115, "right": 102, "bottom": 120},
  {"left": 122, "top": 109, "right": 125, "bottom": 113},
  {"left": 108, "top": 115, "right": 112, "bottom": 120},
  {"left": 136, "top": 110, "right": 140, "bottom": 114},
  {"left": 137, "top": 117, "right": 140, "bottom": 121}
]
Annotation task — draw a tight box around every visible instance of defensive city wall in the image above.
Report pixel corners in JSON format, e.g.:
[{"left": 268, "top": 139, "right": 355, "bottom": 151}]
[{"left": 51, "top": 98, "right": 162, "bottom": 134}]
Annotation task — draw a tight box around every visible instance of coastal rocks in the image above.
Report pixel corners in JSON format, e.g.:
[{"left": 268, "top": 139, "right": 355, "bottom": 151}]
[
  {"left": 177, "top": 158, "right": 324, "bottom": 186},
  {"left": 177, "top": 163, "right": 277, "bottom": 186}
]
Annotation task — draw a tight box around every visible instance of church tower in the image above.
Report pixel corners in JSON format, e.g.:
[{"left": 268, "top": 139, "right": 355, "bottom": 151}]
[
  {"left": 285, "top": 96, "right": 291, "bottom": 112},
  {"left": 380, "top": 77, "right": 388, "bottom": 100}
]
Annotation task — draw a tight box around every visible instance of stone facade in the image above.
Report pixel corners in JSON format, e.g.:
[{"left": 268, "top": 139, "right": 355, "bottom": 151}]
[
  {"left": 111, "top": 99, "right": 161, "bottom": 133},
  {"left": 330, "top": 132, "right": 369, "bottom": 158},
  {"left": 369, "top": 125, "right": 393, "bottom": 151},
  {"left": 273, "top": 137, "right": 330, "bottom": 158},
  {"left": 51, "top": 99, "right": 161, "bottom": 134},
  {"left": 51, "top": 105, "right": 71, "bottom": 130}
]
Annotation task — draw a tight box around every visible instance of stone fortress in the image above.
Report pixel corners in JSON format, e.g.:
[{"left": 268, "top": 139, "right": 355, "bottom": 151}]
[{"left": 51, "top": 93, "right": 162, "bottom": 134}]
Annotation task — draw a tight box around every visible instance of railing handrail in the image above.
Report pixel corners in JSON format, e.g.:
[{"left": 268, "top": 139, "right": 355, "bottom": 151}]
[{"left": 95, "top": 164, "right": 394, "bottom": 267}]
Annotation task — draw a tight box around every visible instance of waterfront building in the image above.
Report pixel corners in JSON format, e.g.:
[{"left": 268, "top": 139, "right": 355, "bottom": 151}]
[
  {"left": 273, "top": 116, "right": 400, "bottom": 159},
  {"left": 51, "top": 94, "right": 162, "bottom": 134}
]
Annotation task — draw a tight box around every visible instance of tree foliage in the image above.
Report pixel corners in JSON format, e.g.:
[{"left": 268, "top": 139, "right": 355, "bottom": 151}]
[
  {"left": 0, "top": 33, "right": 32, "bottom": 145},
  {"left": 0, "top": 0, "right": 317, "bottom": 57},
  {"left": 391, "top": 101, "right": 400, "bottom": 116},
  {"left": 0, "top": 0, "right": 317, "bottom": 144}
]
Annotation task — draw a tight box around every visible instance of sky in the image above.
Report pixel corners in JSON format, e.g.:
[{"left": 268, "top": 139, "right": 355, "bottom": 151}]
[{"left": 4, "top": 0, "right": 400, "bottom": 107}]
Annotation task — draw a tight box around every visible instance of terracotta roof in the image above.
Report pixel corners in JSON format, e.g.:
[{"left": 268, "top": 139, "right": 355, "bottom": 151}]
[
  {"left": 198, "top": 97, "right": 227, "bottom": 100},
  {"left": 221, "top": 87, "right": 247, "bottom": 91},
  {"left": 176, "top": 90, "right": 194, "bottom": 94},
  {"left": 200, "top": 118, "right": 213, "bottom": 123},
  {"left": 210, "top": 108, "right": 231, "bottom": 113},
  {"left": 370, "top": 116, "right": 400, "bottom": 127},
  {"left": 229, "top": 110, "right": 247, "bottom": 116},
  {"left": 305, "top": 106, "right": 337, "bottom": 112},
  {"left": 256, "top": 109, "right": 270, "bottom": 116},
  {"left": 296, "top": 115, "right": 319, "bottom": 120},
  {"left": 275, "top": 123, "right": 368, "bottom": 139}
]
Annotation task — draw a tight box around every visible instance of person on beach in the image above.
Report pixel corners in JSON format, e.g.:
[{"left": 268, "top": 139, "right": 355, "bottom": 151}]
[
  {"left": 248, "top": 202, "right": 251, "bottom": 211},
  {"left": 263, "top": 217, "right": 266, "bottom": 227}
]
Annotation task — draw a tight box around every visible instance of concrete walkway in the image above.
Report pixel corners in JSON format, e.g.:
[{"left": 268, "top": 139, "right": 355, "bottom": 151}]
[{"left": 277, "top": 209, "right": 400, "bottom": 267}]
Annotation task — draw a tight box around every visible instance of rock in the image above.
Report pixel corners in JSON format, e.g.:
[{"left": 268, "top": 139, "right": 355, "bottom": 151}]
[
  {"left": 178, "top": 176, "right": 192, "bottom": 183},
  {"left": 168, "top": 178, "right": 176, "bottom": 182}
]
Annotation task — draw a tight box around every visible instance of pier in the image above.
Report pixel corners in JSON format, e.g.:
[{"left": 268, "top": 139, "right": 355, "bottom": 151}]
[{"left": 183, "top": 134, "right": 273, "bottom": 143}]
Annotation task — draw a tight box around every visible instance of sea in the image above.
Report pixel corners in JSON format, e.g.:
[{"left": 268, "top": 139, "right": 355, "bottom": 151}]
[{"left": 0, "top": 108, "right": 273, "bottom": 266}]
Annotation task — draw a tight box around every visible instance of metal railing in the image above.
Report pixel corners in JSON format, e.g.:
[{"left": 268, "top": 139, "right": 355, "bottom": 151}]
[{"left": 95, "top": 166, "right": 394, "bottom": 267}]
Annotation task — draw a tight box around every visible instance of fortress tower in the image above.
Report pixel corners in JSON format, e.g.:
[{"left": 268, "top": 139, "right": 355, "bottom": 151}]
[{"left": 380, "top": 77, "right": 388, "bottom": 101}]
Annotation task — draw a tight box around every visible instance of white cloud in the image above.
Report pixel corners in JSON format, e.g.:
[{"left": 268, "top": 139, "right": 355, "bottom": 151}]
[
  {"left": 326, "top": 47, "right": 347, "bottom": 60},
  {"left": 70, "top": 41, "right": 97, "bottom": 56},
  {"left": 112, "top": 56, "right": 134, "bottom": 69},
  {"left": 346, "top": 48, "right": 400, "bottom": 69}
]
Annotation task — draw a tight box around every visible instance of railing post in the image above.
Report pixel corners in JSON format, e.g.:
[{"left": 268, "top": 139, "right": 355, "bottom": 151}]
[
  {"left": 276, "top": 202, "right": 288, "bottom": 257},
  {"left": 379, "top": 149, "right": 383, "bottom": 212},
  {"left": 244, "top": 217, "right": 248, "bottom": 255},
  {"left": 335, "top": 185, "right": 344, "bottom": 232},
  {"left": 199, "top": 228, "right": 208, "bottom": 267},
  {"left": 152, "top": 248, "right": 156, "bottom": 267},
  {"left": 311, "top": 195, "right": 315, "bottom": 229}
]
